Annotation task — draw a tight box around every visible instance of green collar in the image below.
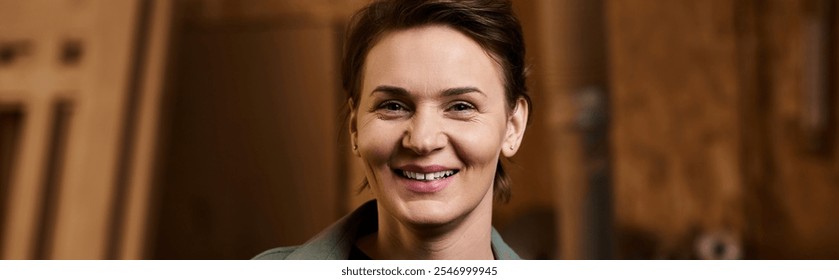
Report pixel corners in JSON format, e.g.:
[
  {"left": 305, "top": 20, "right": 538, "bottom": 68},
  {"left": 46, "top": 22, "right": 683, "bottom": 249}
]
[{"left": 254, "top": 200, "right": 521, "bottom": 260}]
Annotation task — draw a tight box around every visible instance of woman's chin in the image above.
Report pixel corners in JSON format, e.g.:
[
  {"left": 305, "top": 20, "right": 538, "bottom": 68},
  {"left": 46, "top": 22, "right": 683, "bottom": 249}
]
[
  {"left": 376, "top": 174, "right": 492, "bottom": 229},
  {"left": 395, "top": 200, "right": 461, "bottom": 227}
]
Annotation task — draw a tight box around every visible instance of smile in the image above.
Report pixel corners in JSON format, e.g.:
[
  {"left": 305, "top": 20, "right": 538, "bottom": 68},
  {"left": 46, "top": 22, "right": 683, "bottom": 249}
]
[{"left": 397, "top": 169, "right": 459, "bottom": 181}]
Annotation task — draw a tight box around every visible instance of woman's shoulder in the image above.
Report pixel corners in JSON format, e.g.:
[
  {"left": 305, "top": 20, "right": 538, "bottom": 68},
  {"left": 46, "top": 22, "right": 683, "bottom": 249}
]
[
  {"left": 251, "top": 246, "right": 301, "bottom": 260},
  {"left": 250, "top": 200, "right": 379, "bottom": 260}
]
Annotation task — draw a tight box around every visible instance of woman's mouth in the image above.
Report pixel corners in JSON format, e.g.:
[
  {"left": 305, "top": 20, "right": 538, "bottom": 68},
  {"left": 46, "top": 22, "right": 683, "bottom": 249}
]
[{"left": 394, "top": 169, "right": 460, "bottom": 181}]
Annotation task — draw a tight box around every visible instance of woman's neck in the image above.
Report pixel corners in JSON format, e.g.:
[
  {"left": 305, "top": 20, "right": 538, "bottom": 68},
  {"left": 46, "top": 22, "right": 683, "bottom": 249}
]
[{"left": 359, "top": 191, "right": 495, "bottom": 260}]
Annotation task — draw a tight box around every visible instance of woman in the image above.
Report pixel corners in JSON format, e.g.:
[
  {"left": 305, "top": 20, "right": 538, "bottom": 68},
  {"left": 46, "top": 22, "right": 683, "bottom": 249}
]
[{"left": 255, "top": 0, "right": 531, "bottom": 260}]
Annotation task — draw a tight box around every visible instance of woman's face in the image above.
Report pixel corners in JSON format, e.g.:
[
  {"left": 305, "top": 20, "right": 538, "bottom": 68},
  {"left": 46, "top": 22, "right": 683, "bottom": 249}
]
[{"left": 350, "top": 25, "right": 527, "bottom": 227}]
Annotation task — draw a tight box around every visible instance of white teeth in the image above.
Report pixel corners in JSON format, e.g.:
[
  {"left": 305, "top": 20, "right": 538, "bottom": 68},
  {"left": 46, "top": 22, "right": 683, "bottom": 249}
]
[{"left": 402, "top": 170, "right": 456, "bottom": 181}]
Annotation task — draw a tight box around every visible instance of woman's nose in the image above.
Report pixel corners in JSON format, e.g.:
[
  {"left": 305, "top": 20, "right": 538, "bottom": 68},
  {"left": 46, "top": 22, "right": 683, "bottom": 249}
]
[{"left": 402, "top": 111, "right": 446, "bottom": 155}]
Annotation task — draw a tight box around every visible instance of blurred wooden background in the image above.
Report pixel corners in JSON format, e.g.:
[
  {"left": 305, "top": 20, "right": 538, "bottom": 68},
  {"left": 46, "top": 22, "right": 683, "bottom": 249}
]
[{"left": 0, "top": 0, "right": 837, "bottom": 259}]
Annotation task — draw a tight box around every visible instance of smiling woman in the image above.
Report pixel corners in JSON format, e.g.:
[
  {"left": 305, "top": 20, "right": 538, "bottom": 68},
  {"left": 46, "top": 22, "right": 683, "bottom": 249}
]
[{"left": 254, "top": 0, "right": 531, "bottom": 260}]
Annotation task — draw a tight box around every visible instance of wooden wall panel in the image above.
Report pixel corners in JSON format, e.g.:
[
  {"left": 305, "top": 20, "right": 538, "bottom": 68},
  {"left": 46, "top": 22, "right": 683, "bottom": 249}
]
[
  {"left": 744, "top": 0, "right": 839, "bottom": 259},
  {"left": 518, "top": 0, "right": 610, "bottom": 260},
  {"left": 607, "top": 0, "right": 839, "bottom": 259},
  {"left": 150, "top": 14, "right": 342, "bottom": 259},
  {"left": 118, "top": 0, "right": 174, "bottom": 260},
  {"left": 606, "top": 0, "right": 746, "bottom": 258},
  {"left": 0, "top": 1, "right": 71, "bottom": 258},
  {"left": 48, "top": 0, "right": 142, "bottom": 260},
  {"left": 0, "top": 107, "right": 23, "bottom": 254}
]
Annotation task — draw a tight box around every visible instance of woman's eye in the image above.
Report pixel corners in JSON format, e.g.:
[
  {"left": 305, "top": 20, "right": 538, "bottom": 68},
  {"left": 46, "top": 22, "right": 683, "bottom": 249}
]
[
  {"left": 384, "top": 102, "right": 404, "bottom": 111},
  {"left": 379, "top": 101, "right": 407, "bottom": 111},
  {"left": 374, "top": 101, "right": 411, "bottom": 119},
  {"left": 449, "top": 102, "right": 476, "bottom": 112}
]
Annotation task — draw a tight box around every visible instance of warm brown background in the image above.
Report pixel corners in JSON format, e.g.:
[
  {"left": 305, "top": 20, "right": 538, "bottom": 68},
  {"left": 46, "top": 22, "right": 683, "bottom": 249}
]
[{"left": 1, "top": 0, "right": 837, "bottom": 260}]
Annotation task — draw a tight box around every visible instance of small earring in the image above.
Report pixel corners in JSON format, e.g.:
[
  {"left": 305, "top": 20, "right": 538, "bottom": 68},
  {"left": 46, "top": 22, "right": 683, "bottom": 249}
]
[{"left": 509, "top": 145, "right": 514, "bottom": 150}]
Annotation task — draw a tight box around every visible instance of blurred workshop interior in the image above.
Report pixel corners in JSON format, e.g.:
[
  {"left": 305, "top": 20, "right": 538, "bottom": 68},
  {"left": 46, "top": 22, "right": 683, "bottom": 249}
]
[{"left": 1, "top": 0, "right": 838, "bottom": 259}]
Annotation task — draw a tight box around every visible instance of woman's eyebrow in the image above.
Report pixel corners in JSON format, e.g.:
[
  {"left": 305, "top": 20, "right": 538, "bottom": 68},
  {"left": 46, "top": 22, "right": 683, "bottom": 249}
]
[
  {"left": 371, "top": 85, "right": 409, "bottom": 96},
  {"left": 442, "top": 86, "right": 485, "bottom": 97},
  {"left": 371, "top": 85, "right": 486, "bottom": 97}
]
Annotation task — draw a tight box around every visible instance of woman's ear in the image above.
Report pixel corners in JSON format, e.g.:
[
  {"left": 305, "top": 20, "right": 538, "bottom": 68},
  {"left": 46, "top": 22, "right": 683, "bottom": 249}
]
[
  {"left": 502, "top": 97, "right": 528, "bottom": 158},
  {"left": 349, "top": 98, "right": 360, "bottom": 157}
]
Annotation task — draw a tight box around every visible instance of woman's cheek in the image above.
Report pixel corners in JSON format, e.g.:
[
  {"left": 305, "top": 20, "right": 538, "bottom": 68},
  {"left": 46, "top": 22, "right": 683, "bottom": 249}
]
[
  {"left": 357, "top": 118, "right": 399, "bottom": 164},
  {"left": 448, "top": 121, "right": 504, "bottom": 166}
]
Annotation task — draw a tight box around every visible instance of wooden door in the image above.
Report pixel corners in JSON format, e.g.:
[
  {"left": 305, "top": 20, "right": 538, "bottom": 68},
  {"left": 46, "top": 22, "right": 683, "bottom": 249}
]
[{"left": 0, "top": 0, "right": 158, "bottom": 259}]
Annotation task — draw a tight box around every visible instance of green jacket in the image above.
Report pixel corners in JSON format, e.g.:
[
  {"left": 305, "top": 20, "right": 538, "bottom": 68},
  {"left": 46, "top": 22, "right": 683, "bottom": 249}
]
[{"left": 253, "top": 200, "right": 521, "bottom": 260}]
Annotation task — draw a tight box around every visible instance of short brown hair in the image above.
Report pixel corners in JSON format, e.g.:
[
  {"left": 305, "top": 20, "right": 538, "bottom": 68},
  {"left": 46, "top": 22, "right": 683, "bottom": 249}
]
[{"left": 343, "top": 0, "right": 531, "bottom": 202}]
